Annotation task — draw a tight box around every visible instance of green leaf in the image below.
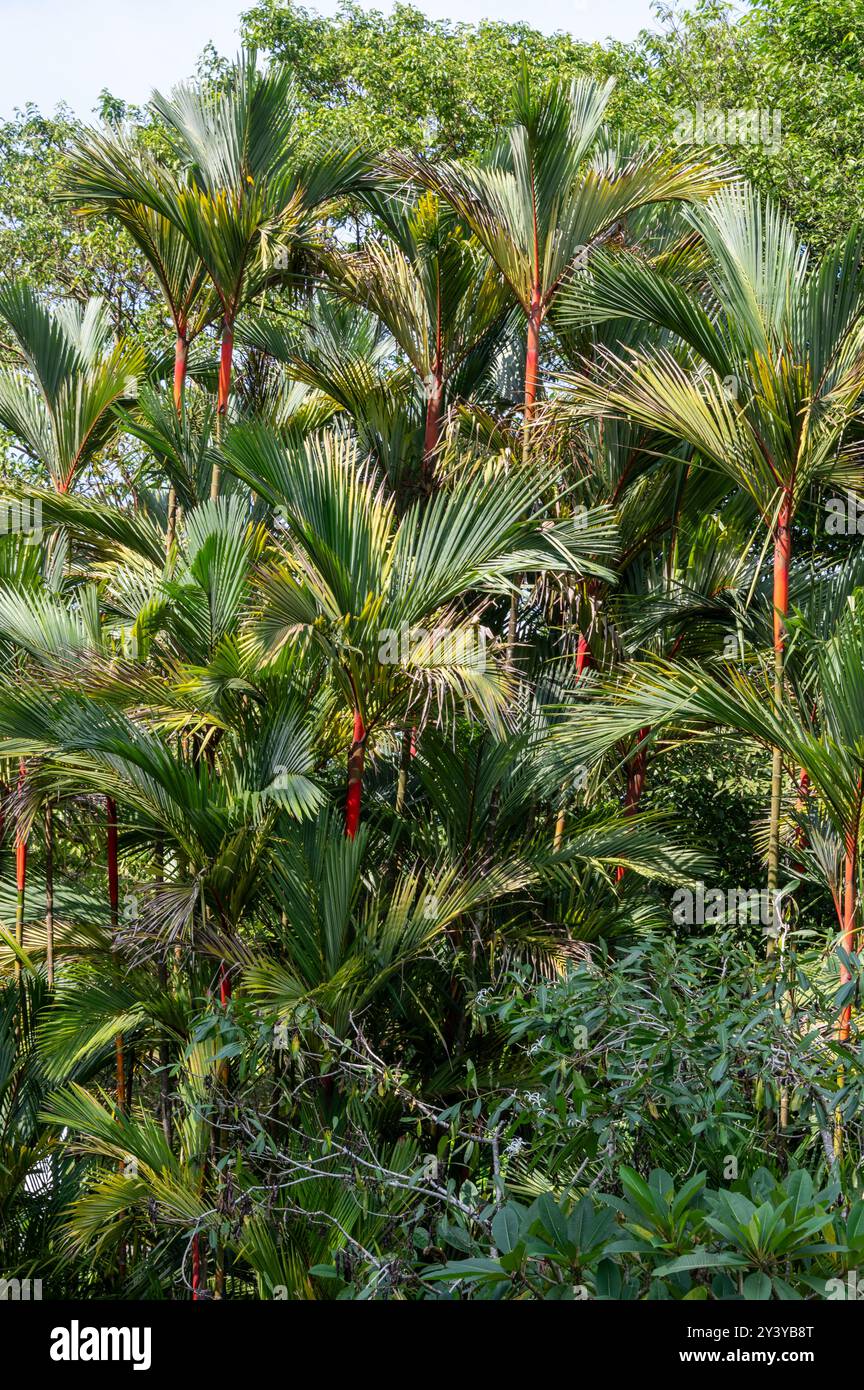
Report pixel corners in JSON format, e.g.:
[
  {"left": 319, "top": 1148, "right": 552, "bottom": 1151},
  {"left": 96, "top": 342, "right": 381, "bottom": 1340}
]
[
  {"left": 654, "top": 1250, "right": 748, "bottom": 1276},
  {"left": 492, "top": 1205, "right": 522, "bottom": 1255}
]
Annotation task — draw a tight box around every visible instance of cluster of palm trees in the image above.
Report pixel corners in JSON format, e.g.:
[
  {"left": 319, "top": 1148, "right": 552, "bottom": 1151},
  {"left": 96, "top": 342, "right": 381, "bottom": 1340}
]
[{"left": 1, "top": 50, "right": 863, "bottom": 1298}]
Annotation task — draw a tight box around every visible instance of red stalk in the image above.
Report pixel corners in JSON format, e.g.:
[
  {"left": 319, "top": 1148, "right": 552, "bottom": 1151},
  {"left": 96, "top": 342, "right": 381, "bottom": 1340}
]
[
  {"left": 766, "top": 493, "right": 792, "bottom": 914},
  {"left": 173, "top": 331, "right": 189, "bottom": 414},
  {"left": 576, "top": 578, "right": 602, "bottom": 678},
  {"left": 524, "top": 288, "right": 542, "bottom": 417},
  {"left": 773, "top": 496, "right": 792, "bottom": 655},
  {"left": 217, "top": 323, "right": 234, "bottom": 418},
  {"left": 422, "top": 373, "right": 443, "bottom": 486},
  {"left": 345, "top": 710, "right": 365, "bottom": 839},
  {"left": 15, "top": 829, "right": 26, "bottom": 896},
  {"left": 219, "top": 961, "right": 232, "bottom": 1008},
  {"left": 14, "top": 760, "right": 26, "bottom": 977},
  {"left": 210, "top": 321, "right": 235, "bottom": 500}
]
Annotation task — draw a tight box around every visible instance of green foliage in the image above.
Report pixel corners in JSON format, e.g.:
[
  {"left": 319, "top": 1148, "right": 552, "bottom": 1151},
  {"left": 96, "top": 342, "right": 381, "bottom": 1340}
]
[{"left": 0, "top": 21, "right": 863, "bottom": 1306}]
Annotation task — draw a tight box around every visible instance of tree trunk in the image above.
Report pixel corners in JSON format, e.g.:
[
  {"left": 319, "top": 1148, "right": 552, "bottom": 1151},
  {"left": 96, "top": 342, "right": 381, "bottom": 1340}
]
[
  {"left": 422, "top": 370, "right": 443, "bottom": 489},
  {"left": 173, "top": 330, "right": 188, "bottom": 414},
  {"left": 219, "top": 959, "right": 232, "bottom": 1008},
  {"left": 164, "top": 331, "right": 189, "bottom": 549},
  {"left": 767, "top": 495, "right": 792, "bottom": 945},
  {"left": 345, "top": 710, "right": 365, "bottom": 839},
  {"left": 217, "top": 324, "right": 234, "bottom": 420},
  {"left": 507, "top": 287, "right": 543, "bottom": 670},
  {"left": 523, "top": 289, "right": 542, "bottom": 420},
  {"left": 44, "top": 801, "right": 54, "bottom": 989},
  {"left": 211, "top": 321, "right": 234, "bottom": 500},
  {"left": 14, "top": 761, "right": 26, "bottom": 984}
]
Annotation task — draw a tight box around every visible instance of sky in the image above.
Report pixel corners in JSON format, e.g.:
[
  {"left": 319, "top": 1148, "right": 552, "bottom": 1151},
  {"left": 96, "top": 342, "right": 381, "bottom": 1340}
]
[{"left": 0, "top": 0, "right": 664, "bottom": 120}]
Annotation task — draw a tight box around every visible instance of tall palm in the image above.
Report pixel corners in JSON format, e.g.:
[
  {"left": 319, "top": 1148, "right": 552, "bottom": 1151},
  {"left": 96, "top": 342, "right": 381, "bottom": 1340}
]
[
  {"left": 61, "top": 142, "right": 217, "bottom": 412},
  {"left": 222, "top": 425, "right": 617, "bottom": 836},
  {"left": 65, "top": 52, "right": 370, "bottom": 500},
  {"left": 239, "top": 292, "right": 419, "bottom": 496},
  {"left": 550, "top": 597, "right": 864, "bottom": 1056},
  {"left": 326, "top": 192, "right": 515, "bottom": 486},
  {"left": 0, "top": 286, "right": 143, "bottom": 1011},
  {"left": 0, "top": 285, "right": 144, "bottom": 498},
  {"left": 559, "top": 185, "right": 864, "bottom": 899},
  {"left": 395, "top": 71, "right": 723, "bottom": 668},
  {"left": 394, "top": 69, "right": 724, "bottom": 432},
  {"left": 62, "top": 142, "right": 220, "bottom": 543},
  {"left": 152, "top": 52, "right": 371, "bottom": 499}
]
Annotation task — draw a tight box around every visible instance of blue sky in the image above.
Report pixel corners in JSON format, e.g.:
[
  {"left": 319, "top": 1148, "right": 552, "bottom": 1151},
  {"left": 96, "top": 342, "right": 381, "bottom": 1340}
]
[{"left": 1, "top": 0, "right": 665, "bottom": 120}]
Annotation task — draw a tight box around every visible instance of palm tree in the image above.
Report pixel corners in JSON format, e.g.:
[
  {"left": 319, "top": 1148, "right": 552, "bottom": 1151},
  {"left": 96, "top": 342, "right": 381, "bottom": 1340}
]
[
  {"left": 65, "top": 52, "right": 371, "bottom": 500},
  {"left": 239, "top": 291, "right": 421, "bottom": 498},
  {"left": 0, "top": 285, "right": 143, "bottom": 1015},
  {"left": 394, "top": 69, "right": 724, "bottom": 436},
  {"left": 155, "top": 52, "right": 370, "bottom": 498},
  {"left": 61, "top": 138, "right": 217, "bottom": 412},
  {"left": 222, "top": 425, "right": 617, "bottom": 836},
  {"left": 394, "top": 70, "right": 723, "bottom": 669},
  {"left": 550, "top": 596, "right": 864, "bottom": 1057},
  {"left": 559, "top": 185, "right": 864, "bottom": 901},
  {"left": 62, "top": 139, "right": 220, "bottom": 543},
  {"left": 0, "top": 285, "right": 144, "bottom": 498},
  {"left": 324, "top": 192, "right": 515, "bottom": 488}
]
